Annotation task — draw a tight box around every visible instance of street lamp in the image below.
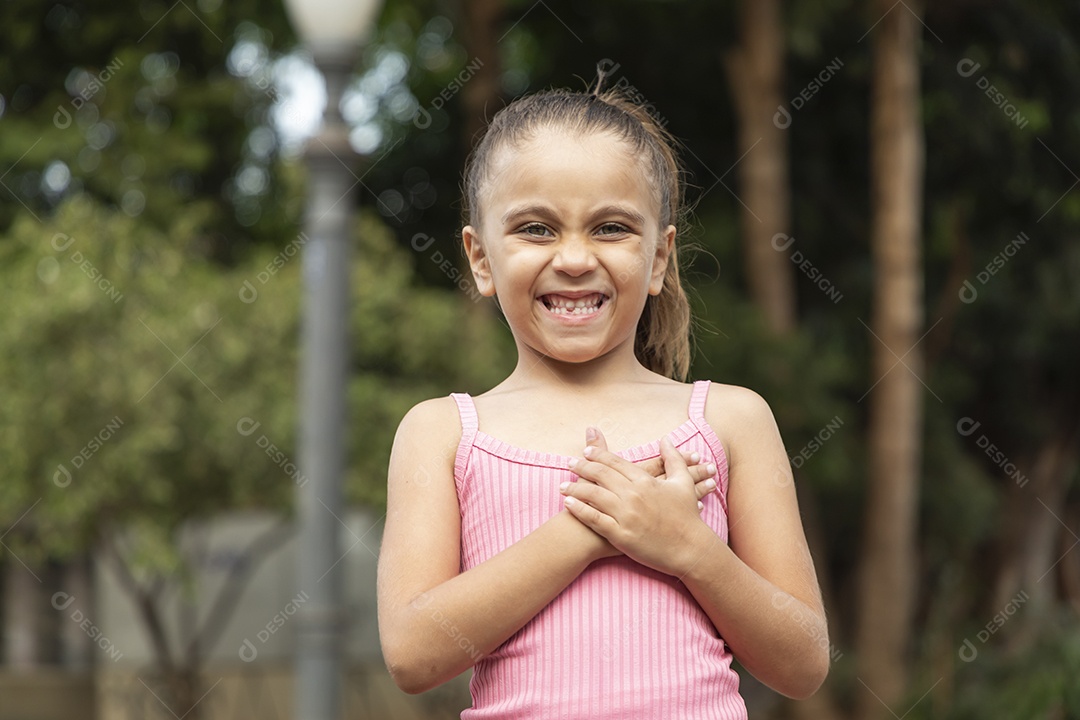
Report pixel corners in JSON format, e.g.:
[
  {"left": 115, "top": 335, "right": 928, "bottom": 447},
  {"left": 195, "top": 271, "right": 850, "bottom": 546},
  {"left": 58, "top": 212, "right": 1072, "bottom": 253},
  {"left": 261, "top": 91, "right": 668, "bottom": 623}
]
[{"left": 281, "top": 0, "right": 382, "bottom": 718}]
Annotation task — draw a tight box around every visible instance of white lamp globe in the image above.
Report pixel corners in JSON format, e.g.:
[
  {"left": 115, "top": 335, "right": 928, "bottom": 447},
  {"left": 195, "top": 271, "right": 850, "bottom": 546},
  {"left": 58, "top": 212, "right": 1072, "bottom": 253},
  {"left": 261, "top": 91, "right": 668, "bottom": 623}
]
[{"left": 283, "top": 0, "right": 384, "bottom": 48}]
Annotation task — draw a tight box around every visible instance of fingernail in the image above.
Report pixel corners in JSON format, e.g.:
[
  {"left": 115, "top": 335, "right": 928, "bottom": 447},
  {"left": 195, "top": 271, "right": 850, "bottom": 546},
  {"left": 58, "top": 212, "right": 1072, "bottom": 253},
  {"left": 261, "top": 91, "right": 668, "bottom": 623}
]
[
  {"left": 707, "top": 463, "right": 716, "bottom": 476},
  {"left": 586, "top": 426, "right": 597, "bottom": 442},
  {"left": 559, "top": 481, "right": 570, "bottom": 493},
  {"left": 564, "top": 497, "right": 577, "bottom": 507},
  {"left": 690, "top": 452, "right": 700, "bottom": 464},
  {"left": 583, "top": 446, "right": 594, "bottom": 458},
  {"left": 697, "top": 501, "right": 704, "bottom": 511},
  {"left": 704, "top": 478, "right": 716, "bottom": 490},
  {"left": 568, "top": 458, "right": 579, "bottom": 469}
]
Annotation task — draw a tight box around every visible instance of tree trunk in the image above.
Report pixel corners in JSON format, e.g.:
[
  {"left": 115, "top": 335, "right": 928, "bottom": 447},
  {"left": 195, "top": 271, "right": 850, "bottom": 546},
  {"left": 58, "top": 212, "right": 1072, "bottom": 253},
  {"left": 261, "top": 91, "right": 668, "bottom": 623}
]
[
  {"left": 1062, "top": 502, "right": 1080, "bottom": 616},
  {"left": 991, "top": 424, "right": 1079, "bottom": 624},
  {"left": 3, "top": 557, "right": 45, "bottom": 670},
  {"left": 458, "top": 0, "right": 504, "bottom": 329},
  {"left": 58, "top": 555, "right": 95, "bottom": 669},
  {"left": 104, "top": 521, "right": 290, "bottom": 720},
  {"left": 459, "top": 0, "right": 504, "bottom": 151},
  {"left": 855, "top": 1, "right": 925, "bottom": 718},
  {"left": 726, "top": 6, "right": 843, "bottom": 715},
  {"left": 723, "top": 0, "right": 797, "bottom": 334}
]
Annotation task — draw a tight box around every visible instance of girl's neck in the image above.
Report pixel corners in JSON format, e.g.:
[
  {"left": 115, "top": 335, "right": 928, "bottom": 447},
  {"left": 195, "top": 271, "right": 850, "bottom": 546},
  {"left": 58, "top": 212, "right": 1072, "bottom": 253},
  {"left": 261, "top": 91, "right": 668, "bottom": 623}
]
[{"left": 502, "top": 344, "right": 667, "bottom": 394}]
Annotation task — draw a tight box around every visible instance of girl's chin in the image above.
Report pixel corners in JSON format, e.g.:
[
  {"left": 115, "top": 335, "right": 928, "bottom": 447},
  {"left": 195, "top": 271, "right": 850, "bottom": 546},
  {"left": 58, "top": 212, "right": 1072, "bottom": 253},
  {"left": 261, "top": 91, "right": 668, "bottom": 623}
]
[{"left": 522, "top": 341, "right": 624, "bottom": 366}]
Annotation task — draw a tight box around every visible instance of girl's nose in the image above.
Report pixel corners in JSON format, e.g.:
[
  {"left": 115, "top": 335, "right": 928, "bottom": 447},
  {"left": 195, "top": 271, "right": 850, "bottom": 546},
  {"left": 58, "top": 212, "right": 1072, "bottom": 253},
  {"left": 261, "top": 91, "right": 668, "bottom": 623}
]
[{"left": 552, "top": 235, "right": 598, "bottom": 276}]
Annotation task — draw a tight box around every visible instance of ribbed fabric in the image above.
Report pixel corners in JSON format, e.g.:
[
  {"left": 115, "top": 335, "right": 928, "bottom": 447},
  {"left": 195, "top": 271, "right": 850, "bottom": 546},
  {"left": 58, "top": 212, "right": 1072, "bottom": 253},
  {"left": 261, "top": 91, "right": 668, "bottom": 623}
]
[{"left": 451, "top": 380, "right": 747, "bottom": 719}]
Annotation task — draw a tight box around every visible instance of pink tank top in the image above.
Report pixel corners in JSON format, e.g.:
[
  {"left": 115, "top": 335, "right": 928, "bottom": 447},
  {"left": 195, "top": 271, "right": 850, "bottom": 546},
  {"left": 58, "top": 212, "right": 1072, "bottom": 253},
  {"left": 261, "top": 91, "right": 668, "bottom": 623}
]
[{"left": 451, "top": 380, "right": 747, "bottom": 719}]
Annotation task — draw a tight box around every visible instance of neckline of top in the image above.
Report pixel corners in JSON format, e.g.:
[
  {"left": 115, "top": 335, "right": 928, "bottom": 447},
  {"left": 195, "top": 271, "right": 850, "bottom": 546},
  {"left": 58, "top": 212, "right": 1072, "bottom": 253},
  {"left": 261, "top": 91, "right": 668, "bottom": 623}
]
[{"left": 470, "top": 418, "right": 703, "bottom": 469}]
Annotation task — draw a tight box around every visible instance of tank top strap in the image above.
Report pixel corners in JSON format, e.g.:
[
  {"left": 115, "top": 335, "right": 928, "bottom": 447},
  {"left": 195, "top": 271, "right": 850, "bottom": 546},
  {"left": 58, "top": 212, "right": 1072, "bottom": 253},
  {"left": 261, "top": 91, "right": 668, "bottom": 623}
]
[
  {"left": 450, "top": 393, "right": 479, "bottom": 481},
  {"left": 687, "top": 380, "right": 731, "bottom": 513},
  {"left": 687, "top": 379, "right": 711, "bottom": 421}
]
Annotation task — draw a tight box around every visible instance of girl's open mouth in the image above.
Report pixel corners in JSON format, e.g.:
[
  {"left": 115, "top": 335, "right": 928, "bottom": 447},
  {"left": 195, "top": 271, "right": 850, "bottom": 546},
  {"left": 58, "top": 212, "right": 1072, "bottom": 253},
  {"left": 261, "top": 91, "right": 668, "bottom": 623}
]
[{"left": 539, "top": 293, "right": 607, "bottom": 316}]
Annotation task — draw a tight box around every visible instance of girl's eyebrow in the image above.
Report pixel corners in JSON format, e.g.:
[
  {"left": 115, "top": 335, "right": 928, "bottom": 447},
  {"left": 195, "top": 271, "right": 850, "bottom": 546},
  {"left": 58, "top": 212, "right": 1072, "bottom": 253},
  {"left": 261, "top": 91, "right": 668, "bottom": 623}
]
[
  {"left": 590, "top": 205, "right": 648, "bottom": 227},
  {"left": 501, "top": 204, "right": 648, "bottom": 227},
  {"left": 501, "top": 204, "right": 557, "bottom": 225}
]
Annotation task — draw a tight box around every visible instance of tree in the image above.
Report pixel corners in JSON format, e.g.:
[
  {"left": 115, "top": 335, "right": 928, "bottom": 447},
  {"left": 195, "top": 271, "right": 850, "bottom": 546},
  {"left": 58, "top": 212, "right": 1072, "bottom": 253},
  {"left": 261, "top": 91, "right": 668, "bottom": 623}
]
[
  {"left": 724, "top": 0, "right": 797, "bottom": 334},
  {"left": 0, "top": 0, "right": 297, "bottom": 259},
  {"left": 0, "top": 195, "right": 512, "bottom": 717},
  {"left": 458, "top": 0, "right": 505, "bottom": 148},
  {"left": 855, "top": 1, "right": 925, "bottom": 717}
]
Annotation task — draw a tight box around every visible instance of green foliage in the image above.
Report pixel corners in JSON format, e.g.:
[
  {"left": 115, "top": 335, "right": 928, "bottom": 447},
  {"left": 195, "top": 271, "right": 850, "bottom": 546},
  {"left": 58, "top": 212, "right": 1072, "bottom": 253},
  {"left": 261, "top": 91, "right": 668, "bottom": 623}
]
[
  {"left": 0, "top": 196, "right": 284, "bottom": 567},
  {"left": 0, "top": 0, "right": 297, "bottom": 256},
  {"left": 0, "top": 195, "right": 510, "bottom": 571},
  {"left": 907, "top": 613, "right": 1080, "bottom": 720}
]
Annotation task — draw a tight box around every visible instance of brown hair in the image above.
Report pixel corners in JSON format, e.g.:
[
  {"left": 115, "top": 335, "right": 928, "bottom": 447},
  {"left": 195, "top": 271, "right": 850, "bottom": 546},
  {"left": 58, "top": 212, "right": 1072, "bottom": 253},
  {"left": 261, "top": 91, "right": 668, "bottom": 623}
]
[{"left": 462, "top": 88, "right": 692, "bottom": 381}]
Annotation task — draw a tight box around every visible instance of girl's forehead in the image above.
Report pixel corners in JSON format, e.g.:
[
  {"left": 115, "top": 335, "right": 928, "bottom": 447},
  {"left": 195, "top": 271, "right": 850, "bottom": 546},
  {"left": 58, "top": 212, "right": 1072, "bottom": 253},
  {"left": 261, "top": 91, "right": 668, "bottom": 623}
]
[
  {"left": 490, "top": 128, "right": 634, "bottom": 171},
  {"left": 482, "top": 129, "right": 661, "bottom": 217}
]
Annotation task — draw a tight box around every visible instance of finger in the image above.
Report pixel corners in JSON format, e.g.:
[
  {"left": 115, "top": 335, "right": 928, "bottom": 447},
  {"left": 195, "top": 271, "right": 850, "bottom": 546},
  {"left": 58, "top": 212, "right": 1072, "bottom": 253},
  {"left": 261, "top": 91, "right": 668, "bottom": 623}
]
[
  {"left": 658, "top": 436, "right": 692, "bottom": 482},
  {"left": 695, "top": 476, "right": 718, "bottom": 501},
  {"left": 567, "top": 456, "right": 634, "bottom": 493},
  {"left": 560, "top": 479, "right": 620, "bottom": 514},
  {"left": 586, "top": 426, "right": 610, "bottom": 453},
  {"left": 578, "top": 427, "right": 611, "bottom": 487},
  {"left": 686, "top": 461, "right": 717, "bottom": 485},
  {"left": 638, "top": 450, "right": 701, "bottom": 478},
  {"left": 581, "top": 444, "right": 651, "bottom": 483},
  {"left": 563, "top": 496, "right": 618, "bottom": 537}
]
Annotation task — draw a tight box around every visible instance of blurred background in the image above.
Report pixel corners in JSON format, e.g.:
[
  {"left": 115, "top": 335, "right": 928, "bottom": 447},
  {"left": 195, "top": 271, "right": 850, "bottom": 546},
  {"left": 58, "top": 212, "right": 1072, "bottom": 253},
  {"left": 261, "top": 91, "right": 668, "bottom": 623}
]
[{"left": 1, "top": 0, "right": 1078, "bottom": 719}]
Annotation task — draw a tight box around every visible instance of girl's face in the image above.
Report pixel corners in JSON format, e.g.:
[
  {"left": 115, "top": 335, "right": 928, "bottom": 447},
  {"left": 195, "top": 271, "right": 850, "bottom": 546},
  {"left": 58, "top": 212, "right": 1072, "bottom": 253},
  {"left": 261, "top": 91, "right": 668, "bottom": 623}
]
[{"left": 463, "top": 128, "right": 674, "bottom": 369}]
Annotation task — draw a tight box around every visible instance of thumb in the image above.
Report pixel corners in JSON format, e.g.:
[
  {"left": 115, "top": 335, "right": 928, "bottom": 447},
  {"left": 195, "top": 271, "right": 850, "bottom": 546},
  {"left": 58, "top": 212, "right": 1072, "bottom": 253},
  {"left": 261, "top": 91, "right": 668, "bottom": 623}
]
[
  {"left": 659, "top": 436, "right": 691, "bottom": 482},
  {"left": 586, "top": 426, "right": 609, "bottom": 452}
]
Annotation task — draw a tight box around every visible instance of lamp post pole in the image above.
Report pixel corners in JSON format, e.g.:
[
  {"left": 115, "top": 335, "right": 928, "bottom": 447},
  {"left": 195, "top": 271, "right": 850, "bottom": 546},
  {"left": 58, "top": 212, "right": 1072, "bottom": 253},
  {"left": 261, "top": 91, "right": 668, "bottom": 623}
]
[
  {"left": 295, "top": 46, "right": 357, "bottom": 720},
  {"left": 284, "top": 2, "right": 381, "bottom": 716}
]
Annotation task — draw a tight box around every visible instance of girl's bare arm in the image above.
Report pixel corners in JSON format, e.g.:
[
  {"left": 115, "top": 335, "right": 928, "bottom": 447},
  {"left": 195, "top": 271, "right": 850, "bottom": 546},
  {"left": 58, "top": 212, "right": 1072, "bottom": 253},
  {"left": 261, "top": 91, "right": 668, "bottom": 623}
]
[
  {"left": 376, "top": 397, "right": 610, "bottom": 694},
  {"left": 687, "top": 385, "right": 830, "bottom": 698}
]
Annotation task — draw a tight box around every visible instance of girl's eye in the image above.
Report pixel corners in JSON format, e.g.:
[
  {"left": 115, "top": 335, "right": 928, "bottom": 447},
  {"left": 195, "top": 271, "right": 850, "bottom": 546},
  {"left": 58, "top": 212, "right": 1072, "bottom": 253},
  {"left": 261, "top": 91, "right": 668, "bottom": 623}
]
[
  {"left": 519, "top": 223, "right": 554, "bottom": 238},
  {"left": 596, "top": 223, "right": 630, "bottom": 237}
]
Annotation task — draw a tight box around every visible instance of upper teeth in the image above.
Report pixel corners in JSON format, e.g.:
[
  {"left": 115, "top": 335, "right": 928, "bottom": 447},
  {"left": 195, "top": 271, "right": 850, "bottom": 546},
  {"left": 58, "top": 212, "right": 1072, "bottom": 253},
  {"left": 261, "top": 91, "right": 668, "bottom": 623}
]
[
  {"left": 545, "top": 294, "right": 603, "bottom": 309},
  {"left": 544, "top": 293, "right": 604, "bottom": 313}
]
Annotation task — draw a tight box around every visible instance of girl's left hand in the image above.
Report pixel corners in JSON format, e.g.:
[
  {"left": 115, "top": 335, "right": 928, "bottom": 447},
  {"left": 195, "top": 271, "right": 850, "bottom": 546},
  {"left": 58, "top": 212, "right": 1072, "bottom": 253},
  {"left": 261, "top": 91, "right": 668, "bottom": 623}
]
[{"left": 561, "top": 429, "right": 712, "bottom": 577}]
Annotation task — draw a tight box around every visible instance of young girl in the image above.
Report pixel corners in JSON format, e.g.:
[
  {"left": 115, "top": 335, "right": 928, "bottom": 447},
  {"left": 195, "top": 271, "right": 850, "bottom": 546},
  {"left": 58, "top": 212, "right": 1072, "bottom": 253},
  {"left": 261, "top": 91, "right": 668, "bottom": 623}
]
[{"left": 377, "top": 86, "right": 829, "bottom": 718}]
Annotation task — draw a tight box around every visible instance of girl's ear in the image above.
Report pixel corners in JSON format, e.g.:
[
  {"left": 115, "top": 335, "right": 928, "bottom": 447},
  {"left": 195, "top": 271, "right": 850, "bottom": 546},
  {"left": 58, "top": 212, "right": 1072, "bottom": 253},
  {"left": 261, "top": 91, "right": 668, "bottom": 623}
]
[
  {"left": 648, "top": 225, "right": 676, "bottom": 296},
  {"left": 463, "top": 226, "right": 497, "bottom": 297}
]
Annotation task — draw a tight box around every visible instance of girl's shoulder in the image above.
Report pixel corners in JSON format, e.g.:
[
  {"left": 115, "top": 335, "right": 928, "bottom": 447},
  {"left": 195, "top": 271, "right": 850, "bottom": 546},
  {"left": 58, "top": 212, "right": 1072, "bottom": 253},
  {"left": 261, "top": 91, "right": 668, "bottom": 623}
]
[
  {"left": 701, "top": 382, "right": 782, "bottom": 448},
  {"left": 702, "top": 381, "right": 771, "bottom": 413},
  {"left": 393, "top": 395, "right": 463, "bottom": 455}
]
